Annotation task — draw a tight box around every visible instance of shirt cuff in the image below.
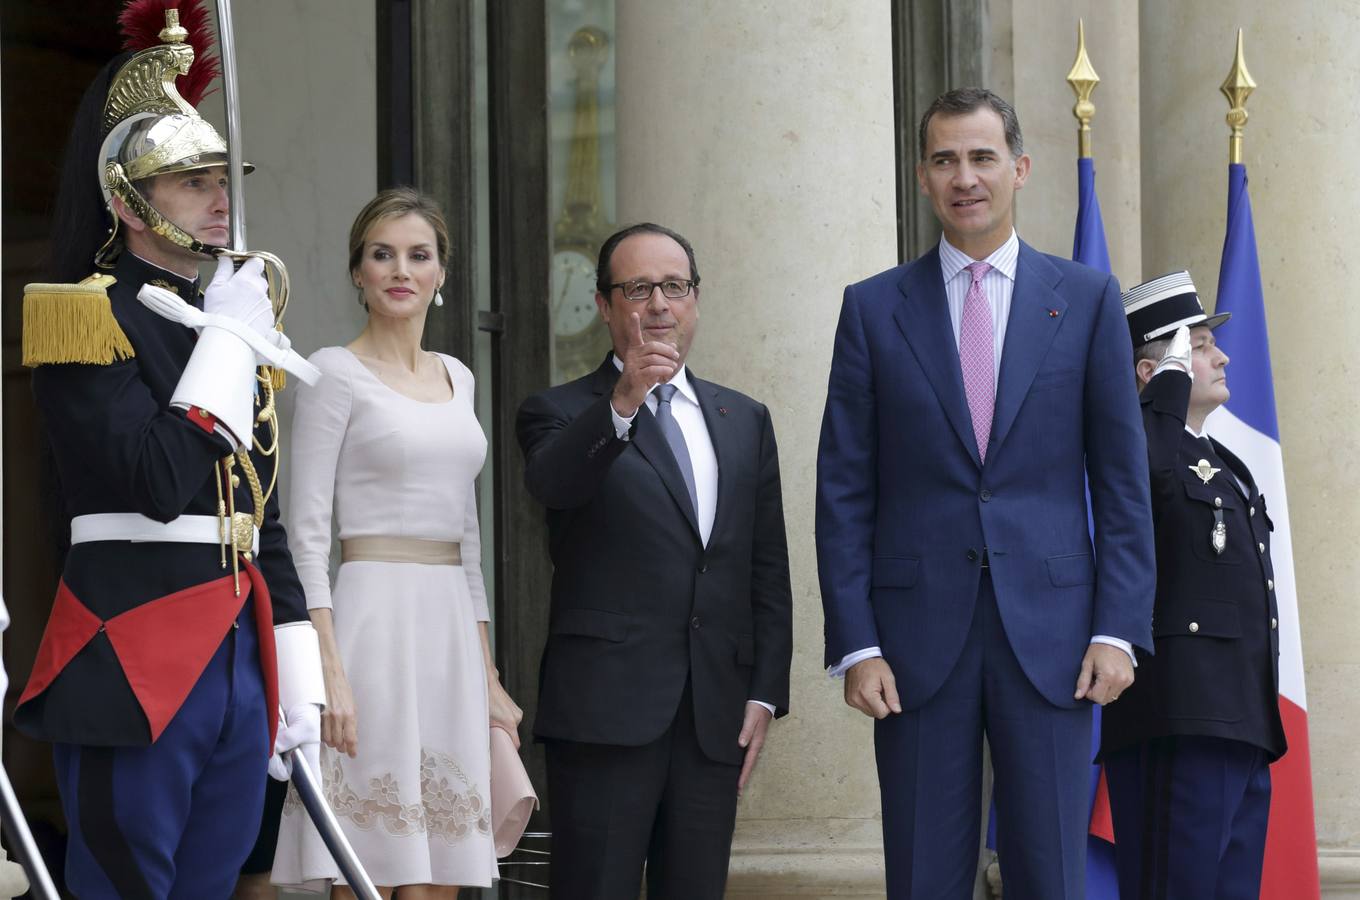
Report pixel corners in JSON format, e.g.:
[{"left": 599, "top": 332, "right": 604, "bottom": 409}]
[
  {"left": 747, "top": 700, "right": 776, "bottom": 717},
  {"left": 827, "top": 647, "right": 883, "bottom": 679},
  {"left": 610, "top": 403, "right": 637, "bottom": 440},
  {"left": 1090, "top": 635, "right": 1137, "bottom": 668}
]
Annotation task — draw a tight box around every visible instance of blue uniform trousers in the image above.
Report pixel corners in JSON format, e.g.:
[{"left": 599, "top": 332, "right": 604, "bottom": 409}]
[
  {"left": 54, "top": 603, "right": 270, "bottom": 899},
  {"left": 874, "top": 571, "right": 1091, "bottom": 899},
  {"left": 1105, "top": 735, "right": 1271, "bottom": 900}
]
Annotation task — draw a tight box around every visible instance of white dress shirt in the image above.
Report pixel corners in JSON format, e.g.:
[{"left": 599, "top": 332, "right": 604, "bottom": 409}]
[
  {"left": 609, "top": 356, "right": 775, "bottom": 717},
  {"left": 830, "top": 232, "right": 1135, "bottom": 678}
]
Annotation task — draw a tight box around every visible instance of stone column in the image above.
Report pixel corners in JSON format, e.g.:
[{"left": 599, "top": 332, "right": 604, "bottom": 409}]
[
  {"left": 1139, "top": 2, "right": 1360, "bottom": 895},
  {"left": 1003, "top": 0, "right": 1142, "bottom": 285},
  {"left": 614, "top": 1, "right": 898, "bottom": 894}
]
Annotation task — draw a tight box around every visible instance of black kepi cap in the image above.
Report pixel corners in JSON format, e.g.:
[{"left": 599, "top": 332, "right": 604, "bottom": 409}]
[{"left": 1121, "top": 270, "right": 1230, "bottom": 348}]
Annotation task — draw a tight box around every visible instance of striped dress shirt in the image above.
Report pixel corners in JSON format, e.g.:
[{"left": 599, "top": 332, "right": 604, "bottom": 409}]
[{"left": 938, "top": 229, "right": 1020, "bottom": 383}]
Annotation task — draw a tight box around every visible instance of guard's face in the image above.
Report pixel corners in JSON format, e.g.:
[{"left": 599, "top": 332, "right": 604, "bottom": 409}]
[
  {"left": 916, "top": 109, "right": 1029, "bottom": 255},
  {"left": 595, "top": 233, "right": 700, "bottom": 366},
  {"left": 354, "top": 213, "right": 445, "bottom": 319},
  {"left": 146, "top": 165, "right": 231, "bottom": 248},
  {"left": 1188, "top": 325, "right": 1230, "bottom": 413}
]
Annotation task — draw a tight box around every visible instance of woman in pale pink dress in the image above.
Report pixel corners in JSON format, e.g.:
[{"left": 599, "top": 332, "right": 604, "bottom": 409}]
[{"left": 273, "top": 188, "right": 521, "bottom": 898}]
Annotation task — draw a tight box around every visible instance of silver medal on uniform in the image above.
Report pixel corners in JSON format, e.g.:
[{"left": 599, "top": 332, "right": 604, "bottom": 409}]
[
  {"left": 1190, "top": 459, "right": 1220, "bottom": 484},
  {"left": 1211, "top": 509, "right": 1227, "bottom": 555}
]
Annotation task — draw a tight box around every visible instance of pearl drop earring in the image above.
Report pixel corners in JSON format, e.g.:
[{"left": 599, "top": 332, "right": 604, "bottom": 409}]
[{"left": 434, "top": 290, "right": 444, "bottom": 307}]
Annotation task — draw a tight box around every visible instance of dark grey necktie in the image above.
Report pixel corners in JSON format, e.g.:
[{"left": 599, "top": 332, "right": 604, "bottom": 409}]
[{"left": 654, "top": 383, "right": 698, "bottom": 517}]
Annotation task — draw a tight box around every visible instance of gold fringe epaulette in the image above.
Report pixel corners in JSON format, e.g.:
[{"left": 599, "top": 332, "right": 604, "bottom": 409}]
[{"left": 22, "top": 274, "right": 135, "bottom": 367}]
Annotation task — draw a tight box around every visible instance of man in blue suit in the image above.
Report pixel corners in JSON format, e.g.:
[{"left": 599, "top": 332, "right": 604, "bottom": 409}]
[{"left": 816, "top": 88, "right": 1155, "bottom": 899}]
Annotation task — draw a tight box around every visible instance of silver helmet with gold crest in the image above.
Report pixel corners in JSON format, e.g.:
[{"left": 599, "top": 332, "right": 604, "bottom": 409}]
[{"left": 96, "top": 0, "right": 250, "bottom": 266}]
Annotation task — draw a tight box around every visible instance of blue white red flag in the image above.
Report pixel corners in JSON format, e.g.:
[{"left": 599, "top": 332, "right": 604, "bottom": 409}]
[
  {"left": 1205, "top": 162, "right": 1320, "bottom": 899},
  {"left": 1072, "top": 155, "right": 1120, "bottom": 900},
  {"left": 987, "top": 157, "right": 1121, "bottom": 898}
]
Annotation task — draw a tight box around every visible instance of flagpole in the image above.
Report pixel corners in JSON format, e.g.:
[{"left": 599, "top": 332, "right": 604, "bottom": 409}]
[
  {"left": 1066, "top": 19, "right": 1099, "bottom": 159},
  {"left": 1221, "top": 28, "right": 1256, "bottom": 165}
]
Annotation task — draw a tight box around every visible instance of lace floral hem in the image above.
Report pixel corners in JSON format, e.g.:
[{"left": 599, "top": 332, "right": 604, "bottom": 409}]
[{"left": 284, "top": 746, "right": 491, "bottom": 844}]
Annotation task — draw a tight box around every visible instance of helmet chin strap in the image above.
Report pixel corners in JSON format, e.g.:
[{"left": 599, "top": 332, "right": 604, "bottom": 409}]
[
  {"left": 98, "top": 161, "right": 289, "bottom": 323},
  {"left": 97, "top": 161, "right": 225, "bottom": 269}
]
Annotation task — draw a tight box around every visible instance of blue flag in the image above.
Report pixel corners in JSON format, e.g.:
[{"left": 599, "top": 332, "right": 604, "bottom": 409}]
[
  {"left": 1212, "top": 164, "right": 1277, "bottom": 438},
  {"left": 1071, "top": 155, "right": 1121, "bottom": 900},
  {"left": 1073, "top": 157, "right": 1111, "bottom": 271},
  {"left": 984, "top": 155, "right": 1120, "bottom": 899}
]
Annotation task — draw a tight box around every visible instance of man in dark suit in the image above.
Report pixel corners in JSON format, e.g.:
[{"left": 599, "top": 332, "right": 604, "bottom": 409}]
[
  {"left": 517, "top": 222, "right": 793, "bottom": 899},
  {"left": 816, "top": 87, "right": 1155, "bottom": 898},
  {"left": 1101, "top": 272, "right": 1286, "bottom": 899}
]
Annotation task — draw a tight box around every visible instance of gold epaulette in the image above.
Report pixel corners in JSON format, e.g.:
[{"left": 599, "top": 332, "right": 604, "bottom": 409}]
[{"left": 22, "top": 274, "right": 135, "bottom": 367}]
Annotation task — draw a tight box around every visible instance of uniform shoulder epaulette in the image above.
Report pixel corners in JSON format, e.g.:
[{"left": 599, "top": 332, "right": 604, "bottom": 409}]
[{"left": 22, "top": 273, "right": 135, "bottom": 367}]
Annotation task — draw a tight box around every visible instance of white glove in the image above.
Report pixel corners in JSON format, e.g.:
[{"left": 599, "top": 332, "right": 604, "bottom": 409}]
[
  {"left": 138, "top": 283, "right": 322, "bottom": 385},
  {"left": 1155, "top": 324, "right": 1193, "bottom": 379},
  {"left": 204, "top": 255, "right": 275, "bottom": 339},
  {"left": 268, "top": 702, "right": 322, "bottom": 781}
]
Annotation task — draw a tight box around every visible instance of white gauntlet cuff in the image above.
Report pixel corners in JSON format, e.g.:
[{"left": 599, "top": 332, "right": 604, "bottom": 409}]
[
  {"left": 170, "top": 325, "right": 257, "bottom": 445},
  {"left": 275, "top": 621, "right": 326, "bottom": 710}
]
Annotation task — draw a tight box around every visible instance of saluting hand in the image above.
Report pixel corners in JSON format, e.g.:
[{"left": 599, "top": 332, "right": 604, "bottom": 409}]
[{"left": 610, "top": 312, "right": 680, "bottom": 417}]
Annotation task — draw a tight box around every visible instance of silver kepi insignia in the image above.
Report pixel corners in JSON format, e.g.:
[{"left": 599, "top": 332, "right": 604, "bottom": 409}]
[{"left": 1190, "top": 458, "right": 1221, "bottom": 484}]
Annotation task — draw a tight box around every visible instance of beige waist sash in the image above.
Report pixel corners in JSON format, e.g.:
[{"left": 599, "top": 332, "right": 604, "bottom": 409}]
[{"left": 340, "top": 536, "right": 462, "bottom": 566}]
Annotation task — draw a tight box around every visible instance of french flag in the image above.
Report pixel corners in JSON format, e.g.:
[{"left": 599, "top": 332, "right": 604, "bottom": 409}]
[
  {"left": 1204, "top": 162, "right": 1320, "bottom": 899},
  {"left": 1072, "top": 155, "right": 1121, "bottom": 899}
]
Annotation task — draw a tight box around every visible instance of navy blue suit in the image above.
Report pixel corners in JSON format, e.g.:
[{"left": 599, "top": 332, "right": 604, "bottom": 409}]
[{"left": 817, "top": 242, "right": 1155, "bottom": 898}]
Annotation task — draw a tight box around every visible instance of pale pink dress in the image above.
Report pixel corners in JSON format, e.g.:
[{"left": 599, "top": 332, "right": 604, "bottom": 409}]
[{"left": 272, "top": 346, "right": 497, "bottom": 889}]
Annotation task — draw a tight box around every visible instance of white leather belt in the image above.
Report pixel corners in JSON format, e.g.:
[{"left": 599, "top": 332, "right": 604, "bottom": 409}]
[{"left": 70, "top": 513, "right": 260, "bottom": 556}]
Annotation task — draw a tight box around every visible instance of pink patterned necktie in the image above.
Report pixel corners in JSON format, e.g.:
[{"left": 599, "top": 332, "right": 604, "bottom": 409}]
[{"left": 960, "top": 261, "right": 995, "bottom": 461}]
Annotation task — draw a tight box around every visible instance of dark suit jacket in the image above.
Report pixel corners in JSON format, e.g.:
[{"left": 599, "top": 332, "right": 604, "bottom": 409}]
[
  {"left": 1101, "top": 369, "right": 1286, "bottom": 760},
  {"left": 517, "top": 358, "right": 792, "bottom": 766},
  {"left": 817, "top": 242, "right": 1156, "bottom": 710}
]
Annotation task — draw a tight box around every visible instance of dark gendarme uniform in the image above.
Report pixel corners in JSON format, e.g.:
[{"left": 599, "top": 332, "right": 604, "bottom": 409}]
[{"left": 1103, "top": 270, "right": 1285, "bottom": 900}]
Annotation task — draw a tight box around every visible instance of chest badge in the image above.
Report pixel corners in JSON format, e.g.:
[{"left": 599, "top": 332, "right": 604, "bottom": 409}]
[
  {"left": 1211, "top": 510, "right": 1227, "bottom": 555},
  {"left": 1190, "top": 458, "right": 1220, "bottom": 484}
]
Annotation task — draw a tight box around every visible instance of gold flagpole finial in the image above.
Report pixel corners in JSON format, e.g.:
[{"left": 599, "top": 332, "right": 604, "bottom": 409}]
[
  {"left": 1066, "top": 20, "right": 1100, "bottom": 159},
  {"left": 1221, "top": 28, "right": 1256, "bottom": 165}
]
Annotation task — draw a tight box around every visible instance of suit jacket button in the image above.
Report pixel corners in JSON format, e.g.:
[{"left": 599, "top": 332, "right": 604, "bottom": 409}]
[
  {"left": 1258, "top": 542, "right": 1265, "bottom": 553},
  {"left": 1188, "top": 622, "right": 1200, "bottom": 633},
  {"left": 966, "top": 549, "right": 979, "bottom": 562},
  {"left": 980, "top": 489, "right": 992, "bottom": 502},
  {"left": 1250, "top": 507, "right": 1257, "bottom": 516},
  {"left": 698, "top": 563, "right": 709, "bottom": 574},
  {"left": 1271, "top": 617, "right": 1278, "bottom": 630},
  {"left": 691, "top": 616, "right": 701, "bottom": 629},
  {"left": 1214, "top": 496, "right": 1223, "bottom": 508},
  {"left": 1267, "top": 579, "right": 1274, "bottom": 590}
]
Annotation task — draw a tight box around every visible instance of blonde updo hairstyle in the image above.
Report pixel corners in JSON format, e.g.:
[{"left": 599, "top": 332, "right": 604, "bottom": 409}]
[{"left": 347, "top": 187, "right": 451, "bottom": 286}]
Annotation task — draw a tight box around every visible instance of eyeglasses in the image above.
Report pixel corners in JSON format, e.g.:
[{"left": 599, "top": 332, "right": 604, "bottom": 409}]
[{"left": 607, "top": 279, "right": 697, "bottom": 303}]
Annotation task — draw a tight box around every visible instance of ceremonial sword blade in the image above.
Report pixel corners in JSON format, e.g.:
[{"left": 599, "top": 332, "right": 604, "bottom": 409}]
[
  {"left": 289, "top": 751, "right": 382, "bottom": 900},
  {"left": 0, "top": 763, "right": 59, "bottom": 900},
  {"left": 214, "top": 0, "right": 248, "bottom": 252}
]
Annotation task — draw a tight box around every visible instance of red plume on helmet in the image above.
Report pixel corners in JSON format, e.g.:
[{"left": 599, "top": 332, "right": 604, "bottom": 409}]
[{"left": 117, "top": 0, "right": 221, "bottom": 107}]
